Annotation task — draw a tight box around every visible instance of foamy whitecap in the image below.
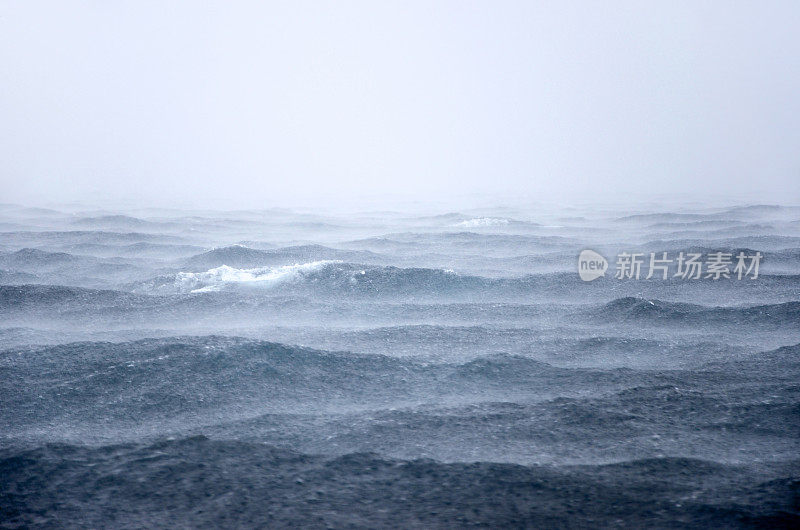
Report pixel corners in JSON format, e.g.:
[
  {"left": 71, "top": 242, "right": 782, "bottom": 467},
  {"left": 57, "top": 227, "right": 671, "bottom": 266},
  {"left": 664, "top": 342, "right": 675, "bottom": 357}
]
[
  {"left": 455, "top": 217, "right": 510, "bottom": 228},
  {"left": 175, "top": 261, "right": 339, "bottom": 293}
]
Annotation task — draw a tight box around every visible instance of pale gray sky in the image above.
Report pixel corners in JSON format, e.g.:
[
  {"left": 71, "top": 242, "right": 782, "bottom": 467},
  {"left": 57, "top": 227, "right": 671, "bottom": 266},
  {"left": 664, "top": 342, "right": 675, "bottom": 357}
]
[{"left": 1, "top": 1, "right": 799, "bottom": 208}]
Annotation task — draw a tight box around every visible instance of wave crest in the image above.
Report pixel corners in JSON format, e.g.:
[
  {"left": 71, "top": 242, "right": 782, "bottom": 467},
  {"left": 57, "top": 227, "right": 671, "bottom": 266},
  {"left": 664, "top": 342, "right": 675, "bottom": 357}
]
[
  {"left": 174, "top": 261, "right": 339, "bottom": 293},
  {"left": 454, "top": 218, "right": 510, "bottom": 228}
]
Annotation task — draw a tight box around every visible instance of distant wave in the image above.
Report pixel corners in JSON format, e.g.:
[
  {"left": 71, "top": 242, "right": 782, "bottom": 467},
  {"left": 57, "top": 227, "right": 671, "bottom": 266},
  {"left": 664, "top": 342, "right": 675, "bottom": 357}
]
[
  {"left": 182, "top": 244, "right": 383, "bottom": 270},
  {"left": 0, "top": 230, "right": 188, "bottom": 245},
  {"left": 598, "top": 296, "right": 800, "bottom": 326},
  {"left": 344, "top": 232, "right": 579, "bottom": 252},
  {"left": 69, "top": 214, "right": 173, "bottom": 231},
  {"left": 613, "top": 205, "right": 796, "bottom": 224},
  {"left": 182, "top": 244, "right": 274, "bottom": 269},
  {"left": 454, "top": 217, "right": 510, "bottom": 228},
  {"left": 0, "top": 248, "right": 81, "bottom": 270},
  {"left": 0, "top": 269, "right": 38, "bottom": 284},
  {"left": 0, "top": 284, "right": 149, "bottom": 310},
  {"left": 645, "top": 235, "right": 800, "bottom": 251}
]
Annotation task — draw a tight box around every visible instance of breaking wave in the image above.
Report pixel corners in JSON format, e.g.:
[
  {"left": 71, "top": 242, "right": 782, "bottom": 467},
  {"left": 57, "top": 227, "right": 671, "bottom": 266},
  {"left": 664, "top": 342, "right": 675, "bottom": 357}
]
[{"left": 175, "top": 261, "right": 339, "bottom": 292}]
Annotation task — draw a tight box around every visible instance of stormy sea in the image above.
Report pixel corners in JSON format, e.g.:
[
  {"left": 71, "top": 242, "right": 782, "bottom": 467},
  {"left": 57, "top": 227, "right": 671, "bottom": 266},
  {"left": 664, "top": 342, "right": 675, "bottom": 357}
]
[{"left": 1, "top": 201, "right": 798, "bottom": 528}]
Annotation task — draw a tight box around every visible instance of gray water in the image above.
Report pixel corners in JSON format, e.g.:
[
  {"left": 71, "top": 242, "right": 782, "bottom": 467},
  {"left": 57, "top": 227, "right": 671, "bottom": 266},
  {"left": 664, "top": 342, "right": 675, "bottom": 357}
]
[{"left": 1, "top": 202, "right": 799, "bottom": 527}]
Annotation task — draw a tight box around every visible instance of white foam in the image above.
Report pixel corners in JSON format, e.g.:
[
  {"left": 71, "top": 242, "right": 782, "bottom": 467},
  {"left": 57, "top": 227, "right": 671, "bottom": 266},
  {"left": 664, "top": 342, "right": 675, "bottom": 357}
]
[
  {"left": 454, "top": 217, "right": 510, "bottom": 228},
  {"left": 175, "top": 261, "right": 338, "bottom": 293}
]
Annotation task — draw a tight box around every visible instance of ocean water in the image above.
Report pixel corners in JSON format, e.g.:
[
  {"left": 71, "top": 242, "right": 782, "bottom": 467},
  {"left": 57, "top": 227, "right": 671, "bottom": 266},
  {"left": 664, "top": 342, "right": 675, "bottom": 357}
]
[{"left": 1, "top": 202, "right": 799, "bottom": 528}]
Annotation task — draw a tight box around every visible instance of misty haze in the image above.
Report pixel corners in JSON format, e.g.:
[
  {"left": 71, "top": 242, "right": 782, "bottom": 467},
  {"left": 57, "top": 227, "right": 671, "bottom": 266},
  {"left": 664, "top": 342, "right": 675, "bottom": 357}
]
[{"left": 1, "top": 1, "right": 799, "bottom": 528}]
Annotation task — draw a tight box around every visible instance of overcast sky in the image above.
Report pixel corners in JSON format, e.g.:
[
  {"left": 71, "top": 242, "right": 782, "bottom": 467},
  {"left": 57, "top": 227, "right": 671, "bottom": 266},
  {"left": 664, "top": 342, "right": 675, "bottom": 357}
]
[{"left": 1, "top": 1, "right": 799, "bottom": 208}]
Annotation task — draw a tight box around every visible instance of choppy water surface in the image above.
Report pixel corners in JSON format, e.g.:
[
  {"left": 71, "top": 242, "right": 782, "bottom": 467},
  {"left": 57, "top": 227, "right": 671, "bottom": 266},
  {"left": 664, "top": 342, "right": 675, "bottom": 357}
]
[{"left": 1, "top": 202, "right": 799, "bottom": 527}]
